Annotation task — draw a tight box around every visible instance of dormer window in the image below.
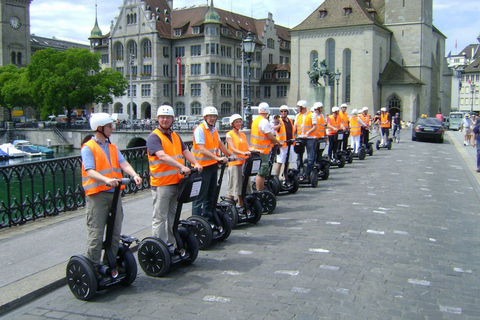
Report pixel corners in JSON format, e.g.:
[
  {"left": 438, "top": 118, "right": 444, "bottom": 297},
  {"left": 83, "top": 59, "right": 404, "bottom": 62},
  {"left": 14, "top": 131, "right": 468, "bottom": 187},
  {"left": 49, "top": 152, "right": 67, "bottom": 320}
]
[
  {"left": 174, "top": 29, "right": 181, "bottom": 36},
  {"left": 319, "top": 9, "right": 327, "bottom": 18},
  {"left": 344, "top": 7, "right": 352, "bottom": 15},
  {"left": 236, "top": 31, "right": 243, "bottom": 38},
  {"left": 364, "top": 0, "right": 371, "bottom": 8},
  {"left": 222, "top": 27, "right": 229, "bottom": 35},
  {"left": 192, "top": 27, "right": 200, "bottom": 34}
]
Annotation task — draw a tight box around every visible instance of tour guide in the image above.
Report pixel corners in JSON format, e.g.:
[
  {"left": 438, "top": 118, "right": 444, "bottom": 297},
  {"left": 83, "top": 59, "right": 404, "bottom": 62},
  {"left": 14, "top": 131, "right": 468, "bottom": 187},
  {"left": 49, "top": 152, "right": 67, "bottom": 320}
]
[
  {"left": 81, "top": 113, "right": 142, "bottom": 267},
  {"left": 147, "top": 105, "right": 202, "bottom": 245},
  {"left": 191, "top": 106, "right": 231, "bottom": 220},
  {"left": 250, "top": 102, "right": 280, "bottom": 191}
]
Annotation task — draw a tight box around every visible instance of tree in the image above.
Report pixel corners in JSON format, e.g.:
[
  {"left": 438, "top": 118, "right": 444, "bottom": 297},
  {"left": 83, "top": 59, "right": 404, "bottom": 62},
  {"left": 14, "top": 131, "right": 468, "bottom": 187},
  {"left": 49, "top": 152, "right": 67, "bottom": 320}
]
[{"left": 27, "top": 48, "right": 128, "bottom": 123}]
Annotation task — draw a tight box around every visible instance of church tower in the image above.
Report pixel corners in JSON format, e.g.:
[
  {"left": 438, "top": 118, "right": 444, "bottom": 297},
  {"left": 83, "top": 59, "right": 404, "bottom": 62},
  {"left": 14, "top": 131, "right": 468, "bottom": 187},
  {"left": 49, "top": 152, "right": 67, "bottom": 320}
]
[{"left": 0, "top": 0, "right": 32, "bottom": 67}]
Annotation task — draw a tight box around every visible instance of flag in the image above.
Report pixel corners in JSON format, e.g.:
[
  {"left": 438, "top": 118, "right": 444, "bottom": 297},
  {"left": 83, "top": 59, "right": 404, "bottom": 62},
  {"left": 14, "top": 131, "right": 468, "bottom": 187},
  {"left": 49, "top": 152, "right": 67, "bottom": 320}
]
[
  {"left": 468, "top": 79, "right": 472, "bottom": 85},
  {"left": 176, "top": 57, "right": 182, "bottom": 96},
  {"left": 447, "top": 51, "right": 451, "bottom": 59},
  {"left": 455, "top": 39, "right": 457, "bottom": 50}
]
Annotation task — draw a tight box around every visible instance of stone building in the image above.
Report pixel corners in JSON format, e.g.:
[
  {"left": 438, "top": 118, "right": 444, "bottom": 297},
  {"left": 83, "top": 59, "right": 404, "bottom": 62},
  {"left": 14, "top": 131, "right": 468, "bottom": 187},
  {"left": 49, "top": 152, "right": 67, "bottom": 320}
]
[
  {"left": 89, "top": 0, "right": 291, "bottom": 120},
  {"left": 289, "top": 0, "right": 450, "bottom": 122}
]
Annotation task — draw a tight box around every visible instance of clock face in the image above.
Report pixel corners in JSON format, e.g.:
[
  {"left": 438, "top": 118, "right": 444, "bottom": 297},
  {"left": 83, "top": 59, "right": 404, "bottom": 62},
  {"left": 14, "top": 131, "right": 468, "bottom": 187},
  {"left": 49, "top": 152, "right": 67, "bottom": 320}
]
[{"left": 9, "top": 16, "right": 21, "bottom": 30}]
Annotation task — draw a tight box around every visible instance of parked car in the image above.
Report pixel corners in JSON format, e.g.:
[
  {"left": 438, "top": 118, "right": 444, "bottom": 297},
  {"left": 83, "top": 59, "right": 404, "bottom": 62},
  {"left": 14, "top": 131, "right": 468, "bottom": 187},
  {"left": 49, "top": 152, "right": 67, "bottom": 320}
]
[
  {"left": 412, "top": 117, "right": 444, "bottom": 143},
  {"left": 220, "top": 117, "right": 230, "bottom": 130}
]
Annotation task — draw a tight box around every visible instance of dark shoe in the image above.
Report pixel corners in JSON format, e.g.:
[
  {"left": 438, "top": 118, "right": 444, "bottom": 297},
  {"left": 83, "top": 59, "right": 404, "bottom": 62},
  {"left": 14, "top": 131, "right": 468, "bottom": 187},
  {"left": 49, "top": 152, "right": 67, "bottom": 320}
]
[{"left": 476, "top": 168, "right": 480, "bottom": 173}]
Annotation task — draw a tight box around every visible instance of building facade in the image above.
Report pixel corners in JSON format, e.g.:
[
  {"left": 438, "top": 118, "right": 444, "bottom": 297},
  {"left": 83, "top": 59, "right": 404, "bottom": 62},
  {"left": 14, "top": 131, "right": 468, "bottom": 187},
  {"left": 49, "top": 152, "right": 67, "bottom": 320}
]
[
  {"left": 89, "top": 0, "right": 291, "bottom": 120},
  {"left": 289, "top": 0, "right": 450, "bottom": 122}
]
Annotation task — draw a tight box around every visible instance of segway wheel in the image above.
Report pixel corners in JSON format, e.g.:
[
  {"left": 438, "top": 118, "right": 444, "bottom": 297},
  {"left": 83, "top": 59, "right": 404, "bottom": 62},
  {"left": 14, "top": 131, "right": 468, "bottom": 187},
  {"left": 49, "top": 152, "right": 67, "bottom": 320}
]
[
  {"left": 248, "top": 197, "right": 263, "bottom": 224},
  {"left": 187, "top": 216, "right": 213, "bottom": 250},
  {"left": 66, "top": 255, "right": 98, "bottom": 301},
  {"left": 288, "top": 174, "right": 300, "bottom": 194},
  {"left": 216, "top": 210, "right": 233, "bottom": 241},
  {"left": 267, "top": 178, "right": 280, "bottom": 196},
  {"left": 348, "top": 153, "right": 354, "bottom": 164},
  {"left": 320, "top": 163, "right": 330, "bottom": 180},
  {"left": 375, "top": 140, "right": 380, "bottom": 150},
  {"left": 224, "top": 203, "right": 238, "bottom": 227},
  {"left": 310, "top": 169, "right": 319, "bottom": 188},
  {"left": 118, "top": 245, "right": 137, "bottom": 286},
  {"left": 368, "top": 145, "right": 374, "bottom": 156},
  {"left": 358, "top": 148, "right": 366, "bottom": 160},
  {"left": 257, "top": 190, "right": 276, "bottom": 214},
  {"left": 338, "top": 156, "right": 346, "bottom": 168},
  {"left": 137, "top": 237, "right": 171, "bottom": 277},
  {"left": 178, "top": 227, "right": 199, "bottom": 265},
  {"left": 387, "top": 140, "right": 392, "bottom": 150}
]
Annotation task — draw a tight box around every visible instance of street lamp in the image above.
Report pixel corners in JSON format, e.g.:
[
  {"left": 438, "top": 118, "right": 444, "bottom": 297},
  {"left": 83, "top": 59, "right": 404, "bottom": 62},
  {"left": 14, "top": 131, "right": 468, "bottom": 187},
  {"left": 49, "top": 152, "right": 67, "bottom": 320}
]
[
  {"left": 471, "top": 82, "right": 476, "bottom": 113},
  {"left": 335, "top": 68, "right": 341, "bottom": 107},
  {"left": 129, "top": 53, "right": 135, "bottom": 129},
  {"left": 243, "top": 32, "right": 255, "bottom": 129}
]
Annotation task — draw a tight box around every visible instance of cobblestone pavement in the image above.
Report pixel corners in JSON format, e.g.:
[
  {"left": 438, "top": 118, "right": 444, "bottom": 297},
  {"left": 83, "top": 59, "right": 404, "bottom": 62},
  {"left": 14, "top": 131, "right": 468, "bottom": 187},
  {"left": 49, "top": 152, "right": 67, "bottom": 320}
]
[{"left": 3, "top": 130, "right": 480, "bottom": 320}]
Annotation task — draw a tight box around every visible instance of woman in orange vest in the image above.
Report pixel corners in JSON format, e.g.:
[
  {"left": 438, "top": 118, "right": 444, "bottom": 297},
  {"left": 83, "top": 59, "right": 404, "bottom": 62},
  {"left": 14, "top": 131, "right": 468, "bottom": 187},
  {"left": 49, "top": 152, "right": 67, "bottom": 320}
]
[
  {"left": 226, "top": 114, "right": 253, "bottom": 208},
  {"left": 380, "top": 107, "right": 391, "bottom": 146},
  {"left": 81, "top": 113, "right": 142, "bottom": 267},
  {"left": 192, "top": 106, "right": 231, "bottom": 220},
  {"left": 147, "top": 105, "right": 202, "bottom": 245}
]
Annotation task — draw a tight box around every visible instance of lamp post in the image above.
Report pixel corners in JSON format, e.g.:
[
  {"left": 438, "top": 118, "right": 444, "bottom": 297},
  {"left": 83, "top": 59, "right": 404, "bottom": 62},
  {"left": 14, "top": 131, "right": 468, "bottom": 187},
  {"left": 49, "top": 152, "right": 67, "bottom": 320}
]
[
  {"left": 129, "top": 53, "right": 135, "bottom": 130},
  {"left": 243, "top": 32, "right": 255, "bottom": 129},
  {"left": 335, "top": 68, "right": 341, "bottom": 107},
  {"left": 471, "top": 82, "right": 476, "bottom": 113}
]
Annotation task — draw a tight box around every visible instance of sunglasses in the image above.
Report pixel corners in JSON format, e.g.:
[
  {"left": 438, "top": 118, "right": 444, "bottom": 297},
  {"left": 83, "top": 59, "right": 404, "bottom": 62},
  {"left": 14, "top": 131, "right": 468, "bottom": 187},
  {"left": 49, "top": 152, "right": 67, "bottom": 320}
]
[{"left": 280, "top": 110, "right": 288, "bottom": 113}]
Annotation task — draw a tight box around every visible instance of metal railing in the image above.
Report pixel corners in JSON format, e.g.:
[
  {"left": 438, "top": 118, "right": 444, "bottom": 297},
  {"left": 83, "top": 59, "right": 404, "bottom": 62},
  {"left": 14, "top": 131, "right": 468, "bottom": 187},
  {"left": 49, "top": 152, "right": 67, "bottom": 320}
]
[{"left": 0, "top": 146, "right": 150, "bottom": 228}]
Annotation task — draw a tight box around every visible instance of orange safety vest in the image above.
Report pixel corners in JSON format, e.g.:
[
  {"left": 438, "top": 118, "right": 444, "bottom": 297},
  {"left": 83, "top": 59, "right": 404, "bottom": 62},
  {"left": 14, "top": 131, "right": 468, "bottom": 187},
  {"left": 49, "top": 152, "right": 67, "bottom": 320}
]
[
  {"left": 328, "top": 115, "right": 341, "bottom": 135},
  {"left": 250, "top": 116, "right": 271, "bottom": 154},
  {"left": 349, "top": 116, "right": 361, "bottom": 136},
  {"left": 227, "top": 130, "right": 249, "bottom": 166},
  {"left": 304, "top": 111, "right": 316, "bottom": 138},
  {"left": 81, "top": 139, "right": 124, "bottom": 196},
  {"left": 339, "top": 111, "right": 349, "bottom": 128},
  {"left": 314, "top": 113, "right": 327, "bottom": 138},
  {"left": 295, "top": 112, "right": 310, "bottom": 136},
  {"left": 148, "top": 129, "right": 183, "bottom": 186},
  {"left": 192, "top": 122, "right": 220, "bottom": 167},
  {"left": 381, "top": 113, "right": 391, "bottom": 128},
  {"left": 360, "top": 113, "right": 371, "bottom": 126},
  {"left": 276, "top": 117, "right": 294, "bottom": 147}
]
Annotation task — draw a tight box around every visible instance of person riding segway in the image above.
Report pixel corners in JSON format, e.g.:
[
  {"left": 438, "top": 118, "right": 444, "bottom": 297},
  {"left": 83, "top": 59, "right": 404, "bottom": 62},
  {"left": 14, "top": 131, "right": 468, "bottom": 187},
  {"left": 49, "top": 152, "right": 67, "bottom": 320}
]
[
  {"left": 360, "top": 107, "right": 374, "bottom": 156},
  {"left": 339, "top": 103, "right": 354, "bottom": 164},
  {"left": 376, "top": 107, "right": 393, "bottom": 150},
  {"left": 349, "top": 109, "right": 367, "bottom": 160},
  {"left": 311, "top": 102, "right": 330, "bottom": 180},
  {"left": 327, "top": 106, "right": 346, "bottom": 168}
]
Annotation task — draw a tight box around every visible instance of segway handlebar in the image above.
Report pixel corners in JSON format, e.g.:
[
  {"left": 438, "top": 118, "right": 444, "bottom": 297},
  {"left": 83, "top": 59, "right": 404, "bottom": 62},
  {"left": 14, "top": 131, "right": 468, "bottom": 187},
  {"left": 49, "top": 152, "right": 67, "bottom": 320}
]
[
  {"left": 106, "top": 177, "right": 134, "bottom": 187},
  {"left": 180, "top": 167, "right": 199, "bottom": 175}
]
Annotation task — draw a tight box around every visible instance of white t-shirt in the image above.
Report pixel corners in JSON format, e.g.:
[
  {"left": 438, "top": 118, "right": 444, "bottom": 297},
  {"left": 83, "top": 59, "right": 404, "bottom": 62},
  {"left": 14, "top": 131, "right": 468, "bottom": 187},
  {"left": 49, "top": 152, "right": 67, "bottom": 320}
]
[{"left": 258, "top": 118, "right": 272, "bottom": 135}]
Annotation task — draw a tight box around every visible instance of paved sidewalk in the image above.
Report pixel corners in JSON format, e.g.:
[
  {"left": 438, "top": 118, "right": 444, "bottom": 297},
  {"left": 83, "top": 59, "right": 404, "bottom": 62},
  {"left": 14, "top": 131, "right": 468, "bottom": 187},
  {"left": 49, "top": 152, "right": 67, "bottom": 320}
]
[{"left": 0, "top": 128, "right": 478, "bottom": 316}]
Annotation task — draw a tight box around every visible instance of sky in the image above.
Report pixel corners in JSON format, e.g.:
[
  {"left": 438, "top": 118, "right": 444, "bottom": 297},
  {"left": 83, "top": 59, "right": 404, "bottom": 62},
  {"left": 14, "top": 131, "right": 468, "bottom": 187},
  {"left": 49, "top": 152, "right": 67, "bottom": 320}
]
[{"left": 29, "top": 0, "right": 480, "bottom": 56}]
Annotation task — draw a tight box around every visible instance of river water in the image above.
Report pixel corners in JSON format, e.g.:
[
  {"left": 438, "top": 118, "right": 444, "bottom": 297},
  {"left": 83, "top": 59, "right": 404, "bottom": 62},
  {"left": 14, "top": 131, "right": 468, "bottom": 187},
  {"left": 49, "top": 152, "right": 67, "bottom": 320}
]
[{"left": 0, "top": 147, "right": 79, "bottom": 167}]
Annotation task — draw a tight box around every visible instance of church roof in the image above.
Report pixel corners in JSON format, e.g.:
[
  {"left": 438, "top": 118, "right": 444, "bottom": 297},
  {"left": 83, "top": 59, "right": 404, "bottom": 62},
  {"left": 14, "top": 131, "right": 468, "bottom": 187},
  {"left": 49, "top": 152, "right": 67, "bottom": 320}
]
[
  {"left": 378, "top": 60, "right": 424, "bottom": 85},
  {"left": 463, "top": 57, "right": 480, "bottom": 73},
  {"left": 292, "top": 0, "right": 386, "bottom": 31}
]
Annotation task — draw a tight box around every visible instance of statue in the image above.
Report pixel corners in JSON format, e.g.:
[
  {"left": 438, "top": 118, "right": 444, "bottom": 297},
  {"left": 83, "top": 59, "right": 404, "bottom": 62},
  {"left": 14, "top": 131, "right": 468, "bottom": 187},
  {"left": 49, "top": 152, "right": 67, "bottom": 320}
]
[{"left": 307, "top": 59, "right": 332, "bottom": 86}]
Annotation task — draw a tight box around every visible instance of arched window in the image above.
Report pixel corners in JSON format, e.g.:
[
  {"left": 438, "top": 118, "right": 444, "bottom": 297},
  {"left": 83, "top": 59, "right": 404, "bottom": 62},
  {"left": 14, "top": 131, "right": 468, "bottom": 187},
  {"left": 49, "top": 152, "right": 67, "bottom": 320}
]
[
  {"left": 344, "top": 49, "right": 351, "bottom": 103},
  {"left": 128, "top": 41, "right": 137, "bottom": 58},
  {"left": 191, "top": 102, "right": 202, "bottom": 115},
  {"left": 387, "top": 93, "right": 402, "bottom": 114},
  {"left": 175, "top": 102, "right": 185, "bottom": 116},
  {"left": 11, "top": 52, "right": 16, "bottom": 64},
  {"left": 326, "top": 38, "right": 335, "bottom": 85},
  {"left": 310, "top": 50, "right": 318, "bottom": 70},
  {"left": 115, "top": 43, "right": 124, "bottom": 60},
  {"left": 142, "top": 39, "right": 152, "bottom": 57},
  {"left": 220, "top": 102, "right": 231, "bottom": 116},
  {"left": 17, "top": 52, "right": 22, "bottom": 65}
]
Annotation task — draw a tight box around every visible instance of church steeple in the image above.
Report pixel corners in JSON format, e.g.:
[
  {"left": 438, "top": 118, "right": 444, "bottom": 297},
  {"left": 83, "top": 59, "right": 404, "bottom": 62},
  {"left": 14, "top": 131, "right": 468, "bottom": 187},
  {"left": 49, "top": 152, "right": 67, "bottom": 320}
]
[
  {"left": 204, "top": 0, "right": 220, "bottom": 24},
  {"left": 89, "top": 2, "right": 103, "bottom": 40}
]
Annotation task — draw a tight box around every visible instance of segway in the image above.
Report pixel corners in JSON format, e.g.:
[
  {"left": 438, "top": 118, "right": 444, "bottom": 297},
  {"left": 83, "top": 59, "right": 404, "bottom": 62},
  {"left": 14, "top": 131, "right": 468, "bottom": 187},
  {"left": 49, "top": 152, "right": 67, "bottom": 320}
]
[
  {"left": 187, "top": 159, "right": 234, "bottom": 250},
  {"left": 277, "top": 139, "right": 300, "bottom": 194},
  {"left": 360, "top": 128, "right": 374, "bottom": 157},
  {"left": 251, "top": 146, "right": 278, "bottom": 214},
  {"left": 233, "top": 151, "right": 263, "bottom": 226},
  {"left": 137, "top": 170, "right": 201, "bottom": 277},
  {"left": 294, "top": 138, "right": 319, "bottom": 187},
  {"left": 330, "top": 130, "right": 346, "bottom": 168},
  {"left": 376, "top": 137, "right": 393, "bottom": 150},
  {"left": 66, "top": 178, "right": 138, "bottom": 301},
  {"left": 315, "top": 137, "right": 330, "bottom": 180}
]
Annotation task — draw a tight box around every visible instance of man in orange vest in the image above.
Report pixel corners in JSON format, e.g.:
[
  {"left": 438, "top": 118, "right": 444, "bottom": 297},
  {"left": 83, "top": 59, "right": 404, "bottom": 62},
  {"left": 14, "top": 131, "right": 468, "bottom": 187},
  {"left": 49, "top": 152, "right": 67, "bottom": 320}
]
[
  {"left": 339, "top": 103, "right": 350, "bottom": 151},
  {"left": 380, "top": 107, "right": 391, "bottom": 146},
  {"left": 349, "top": 109, "right": 366, "bottom": 154},
  {"left": 192, "top": 106, "right": 231, "bottom": 220},
  {"left": 327, "top": 106, "right": 343, "bottom": 160},
  {"left": 147, "top": 105, "right": 202, "bottom": 244},
  {"left": 273, "top": 105, "right": 294, "bottom": 178},
  {"left": 250, "top": 102, "right": 280, "bottom": 190},
  {"left": 294, "top": 100, "right": 316, "bottom": 179},
  {"left": 312, "top": 102, "right": 327, "bottom": 163},
  {"left": 81, "top": 113, "right": 142, "bottom": 267},
  {"left": 359, "top": 107, "right": 371, "bottom": 147}
]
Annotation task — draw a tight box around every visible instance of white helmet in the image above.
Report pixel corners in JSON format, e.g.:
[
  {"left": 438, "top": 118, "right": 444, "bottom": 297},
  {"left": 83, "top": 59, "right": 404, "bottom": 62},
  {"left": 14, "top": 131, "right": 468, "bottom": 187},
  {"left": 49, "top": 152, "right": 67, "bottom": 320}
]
[
  {"left": 258, "top": 102, "right": 270, "bottom": 114},
  {"left": 297, "top": 100, "right": 307, "bottom": 108},
  {"left": 341, "top": 103, "right": 348, "bottom": 108},
  {"left": 230, "top": 113, "right": 243, "bottom": 125},
  {"left": 381, "top": 107, "right": 387, "bottom": 112},
  {"left": 332, "top": 106, "right": 340, "bottom": 113},
  {"left": 279, "top": 105, "right": 289, "bottom": 111},
  {"left": 313, "top": 102, "right": 323, "bottom": 109},
  {"left": 310, "top": 107, "right": 316, "bottom": 112},
  {"left": 203, "top": 106, "right": 218, "bottom": 117},
  {"left": 157, "top": 105, "right": 174, "bottom": 117},
  {"left": 362, "top": 107, "right": 369, "bottom": 112},
  {"left": 351, "top": 109, "right": 358, "bottom": 115},
  {"left": 90, "top": 113, "right": 113, "bottom": 131}
]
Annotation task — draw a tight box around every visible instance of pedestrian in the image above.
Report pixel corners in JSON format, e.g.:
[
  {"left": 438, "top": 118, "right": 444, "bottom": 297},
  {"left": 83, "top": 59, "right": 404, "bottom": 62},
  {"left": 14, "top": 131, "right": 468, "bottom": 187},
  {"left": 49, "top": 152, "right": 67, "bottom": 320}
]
[
  {"left": 146, "top": 105, "right": 202, "bottom": 245},
  {"left": 473, "top": 118, "right": 480, "bottom": 172},
  {"left": 191, "top": 106, "right": 231, "bottom": 220},
  {"left": 392, "top": 112, "right": 401, "bottom": 143},
  {"left": 273, "top": 105, "right": 295, "bottom": 179},
  {"left": 250, "top": 102, "right": 280, "bottom": 191},
  {"left": 81, "top": 113, "right": 142, "bottom": 268},
  {"left": 461, "top": 114, "right": 473, "bottom": 146},
  {"left": 373, "top": 111, "right": 381, "bottom": 134},
  {"left": 435, "top": 111, "right": 444, "bottom": 123},
  {"left": 380, "top": 107, "right": 391, "bottom": 146},
  {"left": 225, "top": 114, "right": 252, "bottom": 208}
]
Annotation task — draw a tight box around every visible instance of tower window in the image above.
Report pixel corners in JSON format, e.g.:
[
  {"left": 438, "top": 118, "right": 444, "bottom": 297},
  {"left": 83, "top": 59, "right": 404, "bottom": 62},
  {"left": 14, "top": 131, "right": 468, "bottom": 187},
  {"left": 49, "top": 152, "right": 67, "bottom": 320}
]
[
  {"left": 344, "top": 7, "right": 352, "bottom": 15},
  {"left": 319, "top": 9, "right": 327, "bottom": 18}
]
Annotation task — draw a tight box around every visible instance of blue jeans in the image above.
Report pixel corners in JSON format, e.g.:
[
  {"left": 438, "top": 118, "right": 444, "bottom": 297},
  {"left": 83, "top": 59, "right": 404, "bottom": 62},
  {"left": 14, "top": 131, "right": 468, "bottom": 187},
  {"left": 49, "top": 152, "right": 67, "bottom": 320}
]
[
  {"left": 192, "top": 163, "right": 218, "bottom": 219},
  {"left": 297, "top": 138, "right": 316, "bottom": 176},
  {"left": 477, "top": 143, "right": 480, "bottom": 169}
]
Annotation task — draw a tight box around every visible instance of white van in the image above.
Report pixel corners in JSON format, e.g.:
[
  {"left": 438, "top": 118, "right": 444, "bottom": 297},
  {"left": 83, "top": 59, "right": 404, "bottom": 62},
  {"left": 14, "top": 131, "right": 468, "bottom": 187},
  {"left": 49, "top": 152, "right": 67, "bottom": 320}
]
[
  {"left": 111, "top": 113, "right": 129, "bottom": 122},
  {"left": 448, "top": 112, "right": 463, "bottom": 130},
  {"left": 250, "top": 106, "right": 298, "bottom": 122}
]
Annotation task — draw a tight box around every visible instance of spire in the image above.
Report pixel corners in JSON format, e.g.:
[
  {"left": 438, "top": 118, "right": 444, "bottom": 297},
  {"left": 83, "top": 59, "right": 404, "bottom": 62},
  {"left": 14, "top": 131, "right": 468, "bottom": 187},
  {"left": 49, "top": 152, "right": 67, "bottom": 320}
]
[
  {"left": 89, "top": 2, "right": 103, "bottom": 39},
  {"left": 204, "top": 0, "right": 220, "bottom": 24}
]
